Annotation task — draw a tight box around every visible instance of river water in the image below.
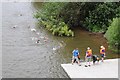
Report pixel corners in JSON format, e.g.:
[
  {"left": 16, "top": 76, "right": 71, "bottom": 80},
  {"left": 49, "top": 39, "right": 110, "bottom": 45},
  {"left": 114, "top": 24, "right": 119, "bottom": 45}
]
[{"left": 2, "top": 2, "right": 119, "bottom": 78}]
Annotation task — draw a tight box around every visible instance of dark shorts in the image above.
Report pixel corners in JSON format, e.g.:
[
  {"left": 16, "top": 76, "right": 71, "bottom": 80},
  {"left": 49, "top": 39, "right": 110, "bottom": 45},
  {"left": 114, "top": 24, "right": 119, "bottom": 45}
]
[
  {"left": 86, "top": 56, "right": 92, "bottom": 62},
  {"left": 101, "top": 54, "right": 104, "bottom": 58},
  {"left": 92, "top": 55, "right": 99, "bottom": 63},
  {"left": 72, "top": 56, "right": 79, "bottom": 62}
]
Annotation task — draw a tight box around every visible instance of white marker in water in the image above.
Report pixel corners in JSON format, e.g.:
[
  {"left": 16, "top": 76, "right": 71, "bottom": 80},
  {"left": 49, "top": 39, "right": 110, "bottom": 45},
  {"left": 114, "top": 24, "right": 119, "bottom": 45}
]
[
  {"left": 52, "top": 47, "right": 57, "bottom": 51},
  {"left": 31, "top": 37, "right": 37, "bottom": 40},
  {"left": 13, "top": 25, "right": 17, "bottom": 28},
  {"left": 31, "top": 28, "right": 36, "bottom": 32},
  {"left": 40, "top": 36, "right": 44, "bottom": 39},
  {"left": 31, "top": 37, "right": 34, "bottom": 40},
  {"left": 36, "top": 32, "right": 40, "bottom": 35},
  {"left": 18, "top": 14, "right": 22, "bottom": 16}
]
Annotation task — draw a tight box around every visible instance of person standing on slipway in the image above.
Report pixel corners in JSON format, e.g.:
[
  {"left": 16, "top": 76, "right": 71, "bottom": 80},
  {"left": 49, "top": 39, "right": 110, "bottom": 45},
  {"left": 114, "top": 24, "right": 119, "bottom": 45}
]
[
  {"left": 85, "top": 47, "right": 92, "bottom": 67},
  {"left": 71, "top": 48, "right": 81, "bottom": 66}
]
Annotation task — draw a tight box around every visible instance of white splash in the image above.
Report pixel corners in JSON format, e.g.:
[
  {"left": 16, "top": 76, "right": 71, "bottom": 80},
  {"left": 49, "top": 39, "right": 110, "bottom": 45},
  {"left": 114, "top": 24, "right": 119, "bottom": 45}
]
[{"left": 31, "top": 28, "right": 36, "bottom": 32}]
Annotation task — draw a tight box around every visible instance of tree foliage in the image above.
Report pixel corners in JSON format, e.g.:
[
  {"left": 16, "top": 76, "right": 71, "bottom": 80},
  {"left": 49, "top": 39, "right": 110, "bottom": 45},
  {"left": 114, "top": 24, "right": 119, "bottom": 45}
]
[
  {"left": 105, "top": 18, "right": 120, "bottom": 53},
  {"left": 60, "top": 2, "right": 101, "bottom": 27},
  {"left": 34, "top": 2, "right": 74, "bottom": 37},
  {"left": 84, "top": 2, "right": 120, "bottom": 32},
  {"left": 34, "top": 2, "right": 120, "bottom": 36},
  {"left": 34, "top": 2, "right": 120, "bottom": 53}
]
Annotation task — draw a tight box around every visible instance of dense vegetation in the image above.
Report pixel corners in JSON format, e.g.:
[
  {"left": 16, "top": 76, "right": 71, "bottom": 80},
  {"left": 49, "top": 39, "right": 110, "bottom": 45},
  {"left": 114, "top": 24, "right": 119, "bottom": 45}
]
[
  {"left": 34, "top": 2, "right": 120, "bottom": 53},
  {"left": 60, "top": 2, "right": 120, "bottom": 32},
  {"left": 84, "top": 3, "right": 120, "bottom": 32},
  {"left": 34, "top": 2, "right": 120, "bottom": 34},
  {"left": 105, "top": 18, "right": 120, "bottom": 53},
  {"left": 34, "top": 3, "right": 74, "bottom": 37}
]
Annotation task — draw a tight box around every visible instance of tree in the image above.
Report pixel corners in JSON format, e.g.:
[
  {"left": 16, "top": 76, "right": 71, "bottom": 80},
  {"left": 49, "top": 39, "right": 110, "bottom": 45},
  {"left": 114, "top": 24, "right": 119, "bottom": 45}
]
[
  {"left": 105, "top": 18, "right": 120, "bottom": 53},
  {"left": 84, "top": 2, "right": 120, "bottom": 32},
  {"left": 34, "top": 2, "right": 74, "bottom": 37}
]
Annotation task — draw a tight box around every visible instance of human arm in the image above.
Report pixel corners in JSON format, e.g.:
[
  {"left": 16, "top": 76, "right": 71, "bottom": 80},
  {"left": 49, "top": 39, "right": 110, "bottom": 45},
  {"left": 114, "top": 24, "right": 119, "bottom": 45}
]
[{"left": 72, "top": 50, "right": 75, "bottom": 54}]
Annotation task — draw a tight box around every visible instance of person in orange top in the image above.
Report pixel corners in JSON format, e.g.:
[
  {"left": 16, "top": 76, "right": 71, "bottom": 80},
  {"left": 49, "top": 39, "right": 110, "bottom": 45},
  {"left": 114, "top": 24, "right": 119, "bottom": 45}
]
[
  {"left": 100, "top": 46, "right": 106, "bottom": 62},
  {"left": 85, "top": 47, "right": 92, "bottom": 67}
]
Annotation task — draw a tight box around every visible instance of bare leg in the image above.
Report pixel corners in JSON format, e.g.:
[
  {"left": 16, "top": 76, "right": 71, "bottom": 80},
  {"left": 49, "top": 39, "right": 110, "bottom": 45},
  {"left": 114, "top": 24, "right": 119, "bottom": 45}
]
[
  {"left": 88, "top": 61, "right": 91, "bottom": 66},
  {"left": 76, "top": 57, "right": 81, "bottom": 66},
  {"left": 78, "top": 60, "right": 80, "bottom": 64},
  {"left": 102, "top": 58, "right": 104, "bottom": 62},
  {"left": 88, "top": 58, "right": 91, "bottom": 66},
  {"left": 85, "top": 57, "right": 88, "bottom": 67},
  {"left": 72, "top": 56, "right": 75, "bottom": 65},
  {"left": 72, "top": 61, "right": 73, "bottom": 65},
  {"left": 72, "top": 59, "right": 74, "bottom": 65},
  {"left": 89, "top": 62, "right": 91, "bottom": 66}
]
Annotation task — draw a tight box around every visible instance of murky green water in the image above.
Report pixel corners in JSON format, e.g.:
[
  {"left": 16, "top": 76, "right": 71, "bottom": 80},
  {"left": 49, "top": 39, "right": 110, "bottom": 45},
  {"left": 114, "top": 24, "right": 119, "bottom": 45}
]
[{"left": 2, "top": 2, "right": 119, "bottom": 78}]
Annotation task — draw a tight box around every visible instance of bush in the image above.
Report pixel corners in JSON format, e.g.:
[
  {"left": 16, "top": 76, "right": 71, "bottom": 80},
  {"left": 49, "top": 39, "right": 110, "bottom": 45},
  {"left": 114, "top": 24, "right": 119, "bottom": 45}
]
[
  {"left": 34, "top": 2, "right": 120, "bottom": 37},
  {"left": 60, "top": 2, "right": 100, "bottom": 27},
  {"left": 34, "top": 2, "right": 74, "bottom": 37},
  {"left": 84, "top": 2, "right": 120, "bottom": 32},
  {"left": 105, "top": 18, "right": 120, "bottom": 53}
]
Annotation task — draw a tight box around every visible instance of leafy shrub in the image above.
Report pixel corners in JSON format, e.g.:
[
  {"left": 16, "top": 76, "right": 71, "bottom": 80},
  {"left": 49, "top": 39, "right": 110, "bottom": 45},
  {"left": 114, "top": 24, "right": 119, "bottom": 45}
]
[
  {"left": 105, "top": 18, "right": 120, "bottom": 53},
  {"left": 34, "top": 2, "right": 74, "bottom": 37},
  {"left": 84, "top": 2, "right": 120, "bottom": 32},
  {"left": 60, "top": 2, "right": 100, "bottom": 27},
  {"left": 34, "top": 2, "right": 120, "bottom": 36}
]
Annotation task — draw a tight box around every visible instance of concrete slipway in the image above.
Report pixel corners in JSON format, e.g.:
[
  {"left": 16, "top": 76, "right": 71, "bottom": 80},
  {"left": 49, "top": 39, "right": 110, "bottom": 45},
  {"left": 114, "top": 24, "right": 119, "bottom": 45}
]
[{"left": 61, "top": 59, "right": 119, "bottom": 78}]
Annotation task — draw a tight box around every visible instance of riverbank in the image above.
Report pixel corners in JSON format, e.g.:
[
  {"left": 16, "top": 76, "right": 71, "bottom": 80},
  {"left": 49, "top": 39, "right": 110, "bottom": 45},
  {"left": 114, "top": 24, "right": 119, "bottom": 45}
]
[{"left": 61, "top": 59, "right": 119, "bottom": 78}]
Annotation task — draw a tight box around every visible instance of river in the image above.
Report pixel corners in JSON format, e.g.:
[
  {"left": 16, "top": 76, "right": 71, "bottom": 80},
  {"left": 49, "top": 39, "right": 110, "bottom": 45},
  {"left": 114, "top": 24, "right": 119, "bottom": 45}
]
[{"left": 2, "top": 2, "right": 119, "bottom": 78}]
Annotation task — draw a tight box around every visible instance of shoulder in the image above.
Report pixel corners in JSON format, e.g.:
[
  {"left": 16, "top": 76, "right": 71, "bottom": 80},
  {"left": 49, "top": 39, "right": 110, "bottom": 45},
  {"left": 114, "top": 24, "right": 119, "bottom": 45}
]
[
  {"left": 72, "top": 50, "right": 75, "bottom": 52},
  {"left": 73, "top": 50, "right": 75, "bottom": 51},
  {"left": 76, "top": 50, "right": 79, "bottom": 52},
  {"left": 90, "top": 49, "right": 92, "bottom": 52}
]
